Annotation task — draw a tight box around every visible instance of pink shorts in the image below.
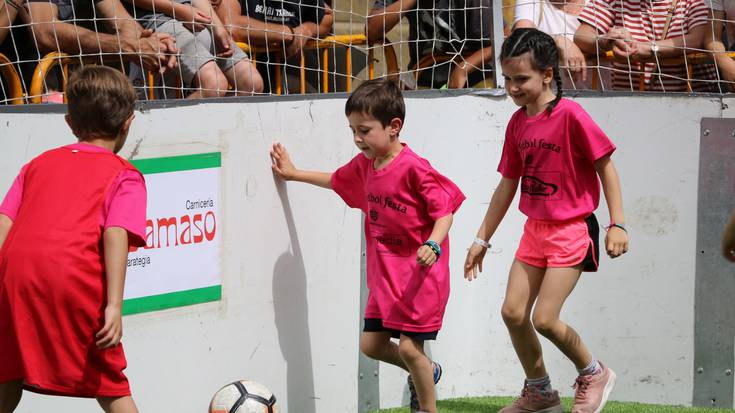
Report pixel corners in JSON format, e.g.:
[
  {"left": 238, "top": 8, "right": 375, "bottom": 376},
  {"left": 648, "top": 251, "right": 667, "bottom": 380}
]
[{"left": 515, "top": 214, "right": 600, "bottom": 272}]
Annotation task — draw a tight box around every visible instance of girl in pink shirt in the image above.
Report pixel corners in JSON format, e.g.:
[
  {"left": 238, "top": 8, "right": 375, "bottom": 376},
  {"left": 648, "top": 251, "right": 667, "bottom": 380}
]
[
  {"left": 464, "top": 29, "right": 628, "bottom": 413},
  {"left": 270, "top": 78, "right": 464, "bottom": 413}
]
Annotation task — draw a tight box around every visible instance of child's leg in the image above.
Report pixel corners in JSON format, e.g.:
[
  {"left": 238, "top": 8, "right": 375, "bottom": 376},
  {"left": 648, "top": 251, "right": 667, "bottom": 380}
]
[
  {"left": 501, "top": 259, "right": 547, "bottom": 379},
  {"left": 0, "top": 380, "right": 23, "bottom": 413},
  {"left": 397, "top": 336, "right": 435, "bottom": 413},
  {"left": 359, "top": 331, "right": 407, "bottom": 370},
  {"left": 96, "top": 396, "right": 139, "bottom": 413},
  {"left": 225, "top": 58, "right": 264, "bottom": 95},
  {"left": 531, "top": 265, "right": 592, "bottom": 369}
]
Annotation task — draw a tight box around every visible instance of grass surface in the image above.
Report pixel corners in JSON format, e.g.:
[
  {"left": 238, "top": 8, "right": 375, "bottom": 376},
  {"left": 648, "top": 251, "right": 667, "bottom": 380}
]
[{"left": 370, "top": 397, "right": 735, "bottom": 412}]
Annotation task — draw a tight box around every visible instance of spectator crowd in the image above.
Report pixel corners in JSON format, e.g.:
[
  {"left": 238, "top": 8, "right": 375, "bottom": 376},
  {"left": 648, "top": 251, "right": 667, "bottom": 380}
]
[{"left": 0, "top": 0, "right": 734, "bottom": 102}]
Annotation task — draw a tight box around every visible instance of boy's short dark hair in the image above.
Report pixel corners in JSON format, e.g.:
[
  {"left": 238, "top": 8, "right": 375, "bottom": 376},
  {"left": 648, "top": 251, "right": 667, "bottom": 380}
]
[
  {"left": 66, "top": 66, "right": 137, "bottom": 139},
  {"left": 345, "top": 78, "right": 405, "bottom": 127}
]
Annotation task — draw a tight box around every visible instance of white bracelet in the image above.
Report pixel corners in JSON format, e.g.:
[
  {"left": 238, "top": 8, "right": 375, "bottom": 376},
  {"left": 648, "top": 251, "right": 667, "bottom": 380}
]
[{"left": 473, "top": 237, "right": 490, "bottom": 249}]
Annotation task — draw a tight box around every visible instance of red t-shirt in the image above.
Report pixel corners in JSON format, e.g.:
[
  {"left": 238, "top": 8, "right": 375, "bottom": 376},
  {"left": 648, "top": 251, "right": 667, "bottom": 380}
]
[
  {"left": 498, "top": 99, "right": 616, "bottom": 221},
  {"left": 0, "top": 144, "right": 146, "bottom": 397},
  {"left": 331, "top": 144, "right": 465, "bottom": 332},
  {"left": 0, "top": 143, "right": 146, "bottom": 245}
]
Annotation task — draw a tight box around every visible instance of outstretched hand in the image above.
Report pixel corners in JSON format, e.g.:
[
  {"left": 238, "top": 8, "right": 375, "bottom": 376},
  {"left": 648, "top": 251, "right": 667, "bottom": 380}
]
[
  {"left": 464, "top": 243, "right": 487, "bottom": 281},
  {"left": 270, "top": 142, "right": 298, "bottom": 180}
]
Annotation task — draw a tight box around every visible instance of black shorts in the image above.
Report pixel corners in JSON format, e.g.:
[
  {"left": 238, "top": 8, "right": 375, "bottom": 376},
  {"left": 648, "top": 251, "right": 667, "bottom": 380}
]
[
  {"left": 582, "top": 213, "right": 600, "bottom": 272},
  {"left": 363, "top": 318, "right": 438, "bottom": 341}
]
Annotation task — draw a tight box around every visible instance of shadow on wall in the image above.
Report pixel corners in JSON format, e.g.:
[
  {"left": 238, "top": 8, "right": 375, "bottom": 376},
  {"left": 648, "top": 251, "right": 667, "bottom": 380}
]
[{"left": 272, "top": 180, "right": 317, "bottom": 413}]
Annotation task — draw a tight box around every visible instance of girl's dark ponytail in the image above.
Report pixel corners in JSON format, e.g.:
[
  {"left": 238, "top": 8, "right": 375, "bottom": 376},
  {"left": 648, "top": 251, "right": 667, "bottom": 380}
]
[{"left": 549, "top": 66, "right": 563, "bottom": 114}]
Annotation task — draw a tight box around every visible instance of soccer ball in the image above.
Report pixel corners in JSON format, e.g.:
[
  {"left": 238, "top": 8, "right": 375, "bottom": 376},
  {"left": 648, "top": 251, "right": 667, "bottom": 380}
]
[{"left": 208, "top": 380, "right": 278, "bottom": 413}]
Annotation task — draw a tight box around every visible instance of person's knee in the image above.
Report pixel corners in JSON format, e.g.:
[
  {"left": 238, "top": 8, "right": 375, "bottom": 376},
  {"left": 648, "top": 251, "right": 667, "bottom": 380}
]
[
  {"left": 501, "top": 301, "right": 528, "bottom": 329},
  {"left": 397, "top": 338, "right": 423, "bottom": 364},
  {"left": 195, "top": 63, "right": 228, "bottom": 97},
  {"left": 233, "top": 61, "right": 264, "bottom": 94},
  {"left": 531, "top": 311, "right": 558, "bottom": 338},
  {"left": 359, "top": 334, "right": 386, "bottom": 359}
]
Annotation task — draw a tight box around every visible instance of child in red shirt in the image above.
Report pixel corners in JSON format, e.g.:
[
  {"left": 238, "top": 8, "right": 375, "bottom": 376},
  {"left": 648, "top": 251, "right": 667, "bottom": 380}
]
[
  {"left": 0, "top": 66, "right": 146, "bottom": 413},
  {"left": 270, "top": 78, "right": 464, "bottom": 413}
]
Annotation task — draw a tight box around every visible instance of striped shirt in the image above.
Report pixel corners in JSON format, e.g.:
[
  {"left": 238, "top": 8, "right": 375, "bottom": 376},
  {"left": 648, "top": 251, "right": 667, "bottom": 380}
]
[{"left": 578, "top": 0, "right": 717, "bottom": 91}]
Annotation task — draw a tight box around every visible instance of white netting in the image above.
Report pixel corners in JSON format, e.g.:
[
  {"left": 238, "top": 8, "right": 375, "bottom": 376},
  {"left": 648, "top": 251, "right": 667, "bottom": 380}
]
[
  {"left": 507, "top": 0, "right": 732, "bottom": 93},
  {"left": 1, "top": 0, "right": 735, "bottom": 104}
]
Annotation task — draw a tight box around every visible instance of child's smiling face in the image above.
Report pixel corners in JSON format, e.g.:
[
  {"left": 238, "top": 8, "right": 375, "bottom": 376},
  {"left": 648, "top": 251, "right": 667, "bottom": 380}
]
[
  {"left": 501, "top": 52, "right": 553, "bottom": 109},
  {"left": 347, "top": 111, "right": 400, "bottom": 159}
]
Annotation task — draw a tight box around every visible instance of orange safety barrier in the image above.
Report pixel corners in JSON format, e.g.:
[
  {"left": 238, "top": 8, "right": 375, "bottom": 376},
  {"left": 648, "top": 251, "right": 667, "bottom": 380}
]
[
  {"left": 237, "top": 34, "right": 399, "bottom": 95},
  {"left": 588, "top": 50, "right": 735, "bottom": 92},
  {"left": 0, "top": 52, "right": 24, "bottom": 104},
  {"left": 30, "top": 52, "right": 182, "bottom": 103},
  {"left": 30, "top": 36, "right": 398, "bottom": 102}
]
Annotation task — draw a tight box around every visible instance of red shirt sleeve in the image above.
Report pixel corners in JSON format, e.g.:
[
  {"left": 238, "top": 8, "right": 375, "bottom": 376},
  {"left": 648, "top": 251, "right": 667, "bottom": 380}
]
[
  {"left": 104, "top": 169, "right": 147, "bottom": 247},
  {"left": 0, "top": 164, "right": 29, "bottom": 221},
  {"left": 577, "top": 0, "right": 616, "bottom": 34},
  {"left": 331, "top": 154, "right": 368, "bottom": 211}
]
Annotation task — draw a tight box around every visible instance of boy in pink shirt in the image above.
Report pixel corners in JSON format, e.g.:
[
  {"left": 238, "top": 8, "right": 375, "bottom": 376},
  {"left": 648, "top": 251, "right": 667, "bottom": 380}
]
[{"left": 270, "top": 78, "right": 464, "bottom": 413}]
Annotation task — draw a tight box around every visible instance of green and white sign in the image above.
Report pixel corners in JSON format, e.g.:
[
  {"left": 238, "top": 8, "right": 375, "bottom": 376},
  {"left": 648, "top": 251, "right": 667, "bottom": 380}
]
[{"left": 123, "top": 152, "right": 221, "bottom": 315}]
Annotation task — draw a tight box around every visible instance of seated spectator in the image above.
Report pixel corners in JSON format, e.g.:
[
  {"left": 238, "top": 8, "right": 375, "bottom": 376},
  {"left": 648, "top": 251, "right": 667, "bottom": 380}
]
[
  {"left": 365, "top": 0, "right": 493, "bottom": 89},
  {"left": 705, "top": 0, "right": 735, "bottom": 90},
  {"left": 0, "top": 0, "right": 26, "bottom": 102},
  {"left": 574, "top": 0, "right": 717, "bottom": 92},
  {"left": 513, "top": 0, "right": 590, "bottom": 88},
  {"left": 27, "top": 0, "right": 178, "bottom": 75},
  {"left": 0, "top": 0, "right": 21, "bottom": 45},
  {"left": 124, "top": 0, "right": 263, "bottom": 98},
  {"left": 216, "top": 0, "right": 333, "bottom": 94}
]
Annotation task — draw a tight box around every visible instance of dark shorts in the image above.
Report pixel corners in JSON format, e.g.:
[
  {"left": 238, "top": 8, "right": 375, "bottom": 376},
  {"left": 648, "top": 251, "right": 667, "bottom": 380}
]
[
  {"left": 582, "top": 213, "right": 600, "bottom": 272},
  {"left": 363, "top": 318, "right": 438, "bottom": 341}
]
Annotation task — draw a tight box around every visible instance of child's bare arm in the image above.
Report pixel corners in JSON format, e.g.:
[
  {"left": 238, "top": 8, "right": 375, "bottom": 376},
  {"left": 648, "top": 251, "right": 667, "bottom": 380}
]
[
  {"left": 723, "top": 209, "right": 735, "bottom": 263},
  {"left": 464, "top": 176, "right": 519, "bottom": 280},
  {"left": 416, "top": 214, "right": 453, "bottom": 266},
  {"left": 96, "top": 227, "right": 129, "bottom": 349},
  {"left": 270, "top": 142, "right": 333, "bottom": 189},
  {"left": 0, "top": 214, "right": 12, "bottom": 248},
  {"left": 595, "top": 155, "right": 628, "bottom": 258}
]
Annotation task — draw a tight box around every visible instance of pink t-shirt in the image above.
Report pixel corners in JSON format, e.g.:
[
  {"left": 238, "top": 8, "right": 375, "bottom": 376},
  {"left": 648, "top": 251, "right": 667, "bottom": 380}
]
[
  {"left": 0, "top": 143, "right": 147, "bottom": 246},
  {"left": 498, "top": 99, "right": 615, "bottom": 221},
  {"left": 331, "top": 144, "right": 465, "bottom": 332}
]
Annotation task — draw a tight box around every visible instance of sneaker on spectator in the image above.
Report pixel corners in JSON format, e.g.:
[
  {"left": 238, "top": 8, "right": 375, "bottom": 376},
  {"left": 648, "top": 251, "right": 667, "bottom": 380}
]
[
  {"left": 499, "top": 382, "right": 563, "bottom": 413},
  {"left": 407, "top": 361, "right": 442, "bottom": 413},
  {"left": 572, "top": 362, "right": 616, "bottom": 413}
]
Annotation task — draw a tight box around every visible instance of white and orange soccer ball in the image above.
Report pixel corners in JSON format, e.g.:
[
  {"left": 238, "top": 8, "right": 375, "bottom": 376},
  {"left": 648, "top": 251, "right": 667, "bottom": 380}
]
[{"left": 208, "top": 380, "right": 278, "bottom": 413}]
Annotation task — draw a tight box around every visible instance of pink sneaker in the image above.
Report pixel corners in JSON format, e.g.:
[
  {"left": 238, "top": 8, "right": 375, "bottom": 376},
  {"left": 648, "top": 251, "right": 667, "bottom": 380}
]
[
  {"left": 572, "top": 363, "right": 617, "bottom": 413},
  {"left": 500, "top": 383, "right": 564, "bottom": 413}
]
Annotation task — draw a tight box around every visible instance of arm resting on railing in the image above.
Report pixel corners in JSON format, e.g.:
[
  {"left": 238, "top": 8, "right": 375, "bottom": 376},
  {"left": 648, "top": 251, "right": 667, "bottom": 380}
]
[
  {"left": 705, "top": 9, "right": 735, "bottom": 85},
  {"left": 217, "top": 0, "right": 294, "bottom": 46}
]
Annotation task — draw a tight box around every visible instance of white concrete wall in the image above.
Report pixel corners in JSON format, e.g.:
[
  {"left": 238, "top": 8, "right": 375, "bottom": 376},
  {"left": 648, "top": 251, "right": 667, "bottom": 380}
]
[{"left": 0, "top": 93, "right": 723, "bottom": 412}]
